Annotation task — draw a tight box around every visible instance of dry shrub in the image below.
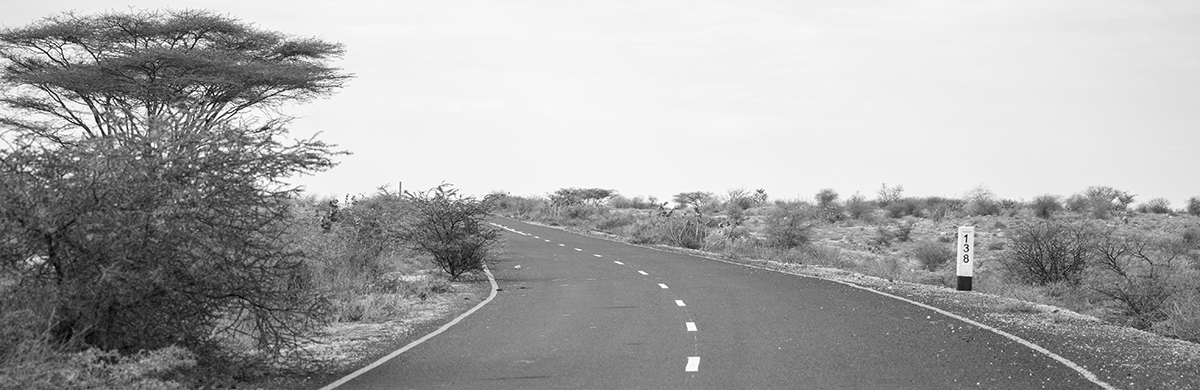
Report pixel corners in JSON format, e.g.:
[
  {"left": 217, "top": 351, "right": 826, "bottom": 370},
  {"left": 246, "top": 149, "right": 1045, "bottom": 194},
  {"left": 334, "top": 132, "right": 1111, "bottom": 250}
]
[{"left": 911, "top": 241, "right": 954, "bottom": 271}]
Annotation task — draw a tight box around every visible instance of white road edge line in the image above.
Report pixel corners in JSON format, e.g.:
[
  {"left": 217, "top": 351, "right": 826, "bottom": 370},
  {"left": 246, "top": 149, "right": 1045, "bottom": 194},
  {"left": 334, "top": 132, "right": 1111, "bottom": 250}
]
[
  {"left": 692, "top": 254, "right": 1119, "bottom": 390},
  {"left": 318, "top": 267, "right": 499, "bottom": 390},
  {"left": 637, "top": 270, "right": 649, "bottom": 276},
  {"left": 658, "top": 283, "right": 668, "bottom": 289},
  {"left": 685, "top": 356, "right": 700, "bottom": 372},
  {"left": 614, "top": 261, "right": 624, "bottom": 265},
  {"left": 686, "top": 322, "right": 697, "bottom": 332},
  {"left": 675, "top": 300, "right": 686, "bottom": 307}
]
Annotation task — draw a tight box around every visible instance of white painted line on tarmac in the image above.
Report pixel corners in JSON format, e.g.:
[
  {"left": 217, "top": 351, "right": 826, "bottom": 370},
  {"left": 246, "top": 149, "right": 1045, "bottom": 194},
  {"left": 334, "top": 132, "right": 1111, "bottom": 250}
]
[
  {"left": 658, "top": 283, "right": 668, "bottom": 289},
  {"left": 683, "top": 249, "right": 1120, "bottom": 390},
  {"left": 534, "top": 236, "right": 539, "bottom": 239},
  {"left": 558, "top": 244, "right": 565, "bottom": 247},
  {"left": 593, "top": 254, "right": 602, "bottom": 257},
  {"left": 685, "top": 356, "right": 700, "bottom": 372},
  {"left": 574, "top": 248, "right": 582, "bottom": 252},
  {"left": 319, "top": 267, "right": 500, "bottom": 390},
  {"left": 614, "top": 261, "right": 624, "bottom": 265},
  {"left": 544, "top": 239, "right": 551, "bottom": 242},
  {"left": 686, "top": 322, "right": 697, "bottom": 332},
  {"left": 637, "top": 270, "right": 649, "bottom": 276},
  {"left": 675, "top": 300, "right": 686, "bottom": 307}
]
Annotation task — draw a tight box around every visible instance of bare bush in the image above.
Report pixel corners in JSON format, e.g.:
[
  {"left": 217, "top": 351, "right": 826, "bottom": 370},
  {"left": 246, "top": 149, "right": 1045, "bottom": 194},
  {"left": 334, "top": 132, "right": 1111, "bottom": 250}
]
[
  {"left": 1088, "top": 233, "right": 1194, "bottom": 329},
  {"left": 399, "top": 184, "right": 501, "bottom": 280},
  {"left": 1004, "top": 220, "right": 1096, "bottom": 285}
]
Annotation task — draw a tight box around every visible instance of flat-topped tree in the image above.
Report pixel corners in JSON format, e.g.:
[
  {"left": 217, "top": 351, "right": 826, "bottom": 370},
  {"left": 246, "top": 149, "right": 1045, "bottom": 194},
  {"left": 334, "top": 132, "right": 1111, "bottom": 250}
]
[
  {"left": 0, "top": 9, "right": 350, "bottom": 368},
  {"left": 0, "top": 9, "right": 350, "bottom": 143}
]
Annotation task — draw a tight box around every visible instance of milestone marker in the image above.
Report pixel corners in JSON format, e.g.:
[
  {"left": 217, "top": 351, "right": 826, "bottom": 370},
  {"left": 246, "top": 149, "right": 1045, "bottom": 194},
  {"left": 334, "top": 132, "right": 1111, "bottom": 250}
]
[{"left": 956, "top": 226, "right": 975, "bottom": 291}]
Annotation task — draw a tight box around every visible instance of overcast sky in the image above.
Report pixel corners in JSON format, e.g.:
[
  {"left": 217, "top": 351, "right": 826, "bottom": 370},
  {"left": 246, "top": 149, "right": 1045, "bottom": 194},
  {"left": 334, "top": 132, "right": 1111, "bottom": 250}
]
[{"left": 4, "top": 1, "right": 1199, "bottom": 206}]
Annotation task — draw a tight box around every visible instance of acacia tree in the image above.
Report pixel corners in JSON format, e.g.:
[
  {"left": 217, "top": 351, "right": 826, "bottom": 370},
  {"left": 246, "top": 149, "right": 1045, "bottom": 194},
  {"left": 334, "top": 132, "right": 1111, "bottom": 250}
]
[
  {"left": 0, "top": 9, "right": 348, "bottom": 144},
  {"left": 0, "top": 9, "right": 349, "bottom": 364}
]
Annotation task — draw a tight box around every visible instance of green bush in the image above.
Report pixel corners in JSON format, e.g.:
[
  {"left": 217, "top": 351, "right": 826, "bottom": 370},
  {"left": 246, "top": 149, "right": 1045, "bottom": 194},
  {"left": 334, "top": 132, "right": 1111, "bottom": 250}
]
[{"left": 1188, "top": 197, "right": 1200, "bottom": 217}]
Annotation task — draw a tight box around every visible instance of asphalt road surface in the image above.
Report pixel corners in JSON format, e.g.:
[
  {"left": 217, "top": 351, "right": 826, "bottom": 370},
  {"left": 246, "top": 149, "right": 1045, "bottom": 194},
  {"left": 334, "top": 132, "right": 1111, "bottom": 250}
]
[{"left": 330, "top": 217, "right": 1104, "bottom": 390}]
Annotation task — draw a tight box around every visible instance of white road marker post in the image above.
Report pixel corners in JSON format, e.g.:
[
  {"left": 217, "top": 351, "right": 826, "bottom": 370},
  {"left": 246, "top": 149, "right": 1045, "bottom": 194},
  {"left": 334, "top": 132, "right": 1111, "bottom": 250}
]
[{"left": 956, "top": 226, "right": 975, "bottom": 291}]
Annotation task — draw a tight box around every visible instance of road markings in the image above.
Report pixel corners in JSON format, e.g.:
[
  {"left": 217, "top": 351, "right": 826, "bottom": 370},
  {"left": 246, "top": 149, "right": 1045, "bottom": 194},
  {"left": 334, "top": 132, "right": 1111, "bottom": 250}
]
[
  {"left": 658, "top": 283, "right": 668, "bottom": 289},
  {"left": 614, "top": 261, "right": 624, "bottom": 265},
  {"left": 574, "top": 248, "right": 582, "bottom": 251},
  {"left": 558, "top": 244, "right": 565, "bottom": 247},
  {"left": 544, "top": 239, "right": 551, "bottom": 242},
  {"left": 675, "top": 300, "right": 686, "bottom": 307},
  {"left": 533, "top": 236, "right": 539, "bottom": 239},
  {"left": 319, "top": 267, "right": 500, "bottom": 390},
  {"left": 681, "top": 248, "right": 1120, "bottom": 390},
  {"left": 637, "top": 270, "right": 649, "bottom": 276},
  {"left": 685, "top": 356, "right": 700, "bottom": 372},
  {"left": 686, "top": 322, "right": 697, "bottom": 331},
  {"left": 593, "top": 254, "right": 602, "bottom": 257}
]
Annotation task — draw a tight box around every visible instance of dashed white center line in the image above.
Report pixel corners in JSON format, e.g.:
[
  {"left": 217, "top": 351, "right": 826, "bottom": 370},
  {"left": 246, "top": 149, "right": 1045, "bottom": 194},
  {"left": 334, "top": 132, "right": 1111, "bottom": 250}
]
[
  {"left": 637, "top": 270, "right": 649, "bottom": 276},
  {"left": 658, "top": 283, "right": 668, "bottom": 289},
  {"left": 533, "top": 236, "right": 539, "bottom": 239},
  {"left": 686, "top": 322, "right": 697, "bottom": 332},
  {"left": 574, "top": 248, "right": 582, "bottom": 252},
  {"left": 675, "top": 300, "right": 686, "bottom": 307},
  {"left": 544, "top": 239, "right": 551, "bottom": 243},
  {"left": 593, "top": 254, "right": 602, "bottom": 257},
  {"left": 613, "top": 261, "right": 624, "bottom": 265},
  {"left": 685, "top": 356, "right": 700, "bottom": 372},
  {"left": 558, "top": 244, "right": 565, "bottom": 247}
]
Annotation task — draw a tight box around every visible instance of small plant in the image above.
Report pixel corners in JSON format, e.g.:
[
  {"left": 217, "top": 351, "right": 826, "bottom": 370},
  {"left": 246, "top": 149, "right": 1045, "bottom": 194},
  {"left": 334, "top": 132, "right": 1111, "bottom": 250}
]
[
  {"left": 1136, "top": 198, "right": 1173, "bottom": 214},
  {"left": 963, "top": 185, "right": 1001, "bottom": 216},
  {"left": 845, "top": 193, "right": 875, "bottom": 221},
  {"left": 1188, "top": 197, "right": 1200, "bottom": 217},
  {"left": 764, "top": 202, "right": 816, "bottom": 249},
  {"left": 911, "top": 241, "right": 954, "bottom": 271},
  {"left": 1029, "top": 194, "right": 1063, "bottom": 219}
]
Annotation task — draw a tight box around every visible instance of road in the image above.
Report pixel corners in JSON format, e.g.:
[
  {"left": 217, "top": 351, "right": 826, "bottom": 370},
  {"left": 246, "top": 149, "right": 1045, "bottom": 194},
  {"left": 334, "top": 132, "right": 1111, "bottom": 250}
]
[{"left": 329, "top": 217, "right": 1104, "bottom": 389}]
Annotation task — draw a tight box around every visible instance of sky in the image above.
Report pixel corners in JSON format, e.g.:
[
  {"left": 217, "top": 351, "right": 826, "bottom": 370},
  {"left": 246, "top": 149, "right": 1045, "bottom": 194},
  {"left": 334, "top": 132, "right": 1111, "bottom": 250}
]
[{"left": 4, "top": 1, "right": 1199, "bottom": 207}]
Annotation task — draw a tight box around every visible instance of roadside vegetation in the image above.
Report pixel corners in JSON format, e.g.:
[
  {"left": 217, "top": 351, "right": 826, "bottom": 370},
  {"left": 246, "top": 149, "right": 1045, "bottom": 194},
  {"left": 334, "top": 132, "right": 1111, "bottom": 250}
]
[
  {"left": 0, "top": 9, "right": 498, "bottom": 389},
  {"left": 493, "top": 185, "right": 1200, "bottom": 344}
]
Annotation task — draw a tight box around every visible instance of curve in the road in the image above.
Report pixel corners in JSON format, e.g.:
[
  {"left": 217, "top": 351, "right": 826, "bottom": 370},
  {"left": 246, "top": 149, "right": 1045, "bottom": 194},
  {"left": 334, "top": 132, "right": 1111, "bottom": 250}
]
[{"left": 318, "top": 267, "right": 500, "bottom": 390}]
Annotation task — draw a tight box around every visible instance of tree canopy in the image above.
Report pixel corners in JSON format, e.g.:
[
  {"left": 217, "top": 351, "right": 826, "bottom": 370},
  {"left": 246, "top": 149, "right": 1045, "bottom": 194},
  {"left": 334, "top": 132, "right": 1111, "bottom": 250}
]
[
  {"left": 0, "top": 9, "right": 350, "bottom": 144},
  {"left": 0, "top": 9, "right": 350, "bottom": 367}
]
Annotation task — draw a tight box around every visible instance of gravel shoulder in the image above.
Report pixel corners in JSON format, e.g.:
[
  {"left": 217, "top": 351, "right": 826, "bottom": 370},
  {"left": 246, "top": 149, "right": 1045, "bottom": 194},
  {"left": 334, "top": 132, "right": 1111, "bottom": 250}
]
[{"left": 254, "top": 274, "right": 493, "bottom": 390}]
